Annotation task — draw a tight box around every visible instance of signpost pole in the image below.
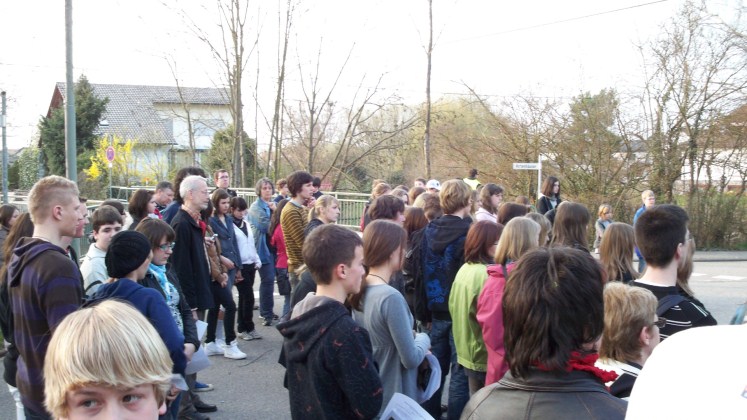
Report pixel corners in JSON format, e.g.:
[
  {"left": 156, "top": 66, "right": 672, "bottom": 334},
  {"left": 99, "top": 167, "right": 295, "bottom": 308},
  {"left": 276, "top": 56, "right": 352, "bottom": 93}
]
[
  {"left": 106, "top": 137, "right": 115, "bottom": 198},
  {"left": 537, "top": 155, "right": 542, "bottom": 200}
]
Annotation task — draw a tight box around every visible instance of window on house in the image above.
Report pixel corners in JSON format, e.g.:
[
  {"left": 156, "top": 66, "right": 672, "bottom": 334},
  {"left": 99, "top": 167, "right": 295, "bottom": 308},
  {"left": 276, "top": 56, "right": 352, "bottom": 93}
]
[{"left": 193, "top": 119, "right": 225, "bottom": 137}]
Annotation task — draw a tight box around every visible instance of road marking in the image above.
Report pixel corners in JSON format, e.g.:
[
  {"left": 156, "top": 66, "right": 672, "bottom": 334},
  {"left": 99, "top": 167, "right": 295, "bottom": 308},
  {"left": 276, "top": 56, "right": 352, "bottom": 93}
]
[
  {"left": 711, "top": 275, "right": 746, "bottom": 281},
  {"left": 690, "top": 273, "right": 707, "bottom": 277}
]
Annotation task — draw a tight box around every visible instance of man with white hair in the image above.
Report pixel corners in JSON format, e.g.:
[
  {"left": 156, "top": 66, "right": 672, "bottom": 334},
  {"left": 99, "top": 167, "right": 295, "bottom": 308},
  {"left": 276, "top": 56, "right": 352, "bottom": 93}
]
[{"left": 170, "top": 175, "right": 218, "bottom": 418}]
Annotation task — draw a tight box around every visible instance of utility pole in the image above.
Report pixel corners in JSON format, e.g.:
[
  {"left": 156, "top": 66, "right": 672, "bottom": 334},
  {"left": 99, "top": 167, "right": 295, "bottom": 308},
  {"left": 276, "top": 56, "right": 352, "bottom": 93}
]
[
  {"left": 65, "top": 0, "right": 79, "bottom": 258},
  {"left": 65, "top": 0, "right": 77, "bottom": 183},
  {"left": 1, "top": 91, "right": 7, "bottom": 204}
]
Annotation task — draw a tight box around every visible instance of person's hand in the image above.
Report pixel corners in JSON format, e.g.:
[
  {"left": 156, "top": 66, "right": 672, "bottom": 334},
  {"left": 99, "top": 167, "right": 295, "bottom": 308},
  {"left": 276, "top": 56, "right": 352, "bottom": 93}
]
[
  {"left": 166, "top": 385, "right": 179, "bottom": 402},
  {"left": 235, "top": 271, "right": 244, "bottom": 283},
  {"left": 221, "top": 256, "right": 235, "bottom": 270},
  {"left": 183, "top": 343, "right": 196, "bottom": 362},
  {"left": 220, "top": 273, "right": 228, "bottom": 288},
  {"left": 268, "top": 201, "right": 277, "bottom": 212},
  {"left": 255, "top": 262, "right": 262, "bottom": 270},
  {"left": 191, "top": 309, "right": 199, "bottom": 321},
  {"left": 204, "top": 236, "right": 215, "bottom": 247}
]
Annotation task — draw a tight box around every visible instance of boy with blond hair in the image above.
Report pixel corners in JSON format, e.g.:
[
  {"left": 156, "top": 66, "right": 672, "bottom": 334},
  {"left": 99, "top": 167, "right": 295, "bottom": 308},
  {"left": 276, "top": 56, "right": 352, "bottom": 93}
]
[
  {"left": 419, "top": 179, "right": 473, "bottom": 418},
  {"left": 8, "top": 175, "right": 84, "bottom": 419},
  {"left": 44, "top": 300, "right": 174, "bottom": 419}
]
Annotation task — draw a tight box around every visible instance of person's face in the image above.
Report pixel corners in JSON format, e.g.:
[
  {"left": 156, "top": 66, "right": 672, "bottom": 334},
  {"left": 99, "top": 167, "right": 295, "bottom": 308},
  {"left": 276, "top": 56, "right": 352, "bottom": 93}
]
[
  {"left": 392, "top": 211, "right": 405, "bottom": 226},
  {"left": 231, "top": 207, "right": 247, "bottom": 220},
  {"left": 64, "top": 383, "right": 165, "bottom": 420},
  {"left": 134, "top": 251, "right": 154, "bottom": 280},
  {"left": 279, "top": 185, "right": 289, "bottom": 196},
  {"left": 322, "top": 202, "right": 340, "bottom": 223},
  {"left": 189, "top": 181, "right": 210, "bottom": 210},
  {"left": 552, "top": 182, "right": 560, "bottom": 195},
  {"left": 217, "top": 198, "right": 230, "bottom": 216},
  {"left": 414, "top": 180, "right": 425, "bottom": 188},
  {"left": 58, "top": 197, "right": 82, "bottom": 237},
  {"left": 152, "top": 237, "right": 174, "bottom": 266},
  {"left": 488, "top": 240, "right": 499, "bottom": 260},
  {"left": 260, "top": 182, "right": 274, "bottom": 201},
  {"left": 93, "top": 223, "right": 122, "bottom": 252},
  {"left": 428, "top": 188, "right": 439, "bottom": 194},
  {"left": 8, "top": 210, "right": 19, "bottom": 228},
  {"left": 147, "top": 197, "right": 157, "bottom": 215},
  {"left": 644, "top": 194, "right": 655, "bottom": 208},
  {"left": 602, "top": 207, "right": 613, "bottom": 221},
  {"left": 75, "top": 204, "right": 90, "bottom": 238},
  {"left": 490, "top": 193, "right": 503, "bottom": 208},
  {"left": 215, "top": 172, "right": 230, "bottom": 189},
  {"left": 156, "top": 188, "right": 174, "bottom": 206},
  {"left": 298, "top": 182, "right": 315, "bottom": 200},
  {"left": 343, "top": 246, "right": 366, "bottom": 295}
]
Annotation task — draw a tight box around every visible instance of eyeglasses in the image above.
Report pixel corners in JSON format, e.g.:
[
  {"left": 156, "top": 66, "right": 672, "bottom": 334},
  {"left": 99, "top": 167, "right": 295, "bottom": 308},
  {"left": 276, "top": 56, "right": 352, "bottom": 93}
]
[
  {"left": 158, "top": 242, "right": 176, "bottom": 251},
  {"left": 651, "top": 317, "right": 667, "bottom": 329}
]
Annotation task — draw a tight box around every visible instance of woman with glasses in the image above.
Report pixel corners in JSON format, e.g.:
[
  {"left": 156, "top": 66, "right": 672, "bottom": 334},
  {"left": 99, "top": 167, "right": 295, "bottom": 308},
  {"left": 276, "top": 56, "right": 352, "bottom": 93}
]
[
  {"left": 598, "top": 282, "right": 663, "bottom": 399},
  {"left": 594, "top": 204, "right": 613, "bottom": 253}
]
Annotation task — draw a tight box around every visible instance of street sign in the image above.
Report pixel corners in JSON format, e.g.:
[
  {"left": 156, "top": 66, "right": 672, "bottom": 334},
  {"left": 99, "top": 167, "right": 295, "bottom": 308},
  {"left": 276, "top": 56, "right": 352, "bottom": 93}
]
[
  {"left": 513, "top": 162, "right": 540, "bottom": 170},
  {"left": 106, "top": 146, "right": 115, "bottom": 163}
]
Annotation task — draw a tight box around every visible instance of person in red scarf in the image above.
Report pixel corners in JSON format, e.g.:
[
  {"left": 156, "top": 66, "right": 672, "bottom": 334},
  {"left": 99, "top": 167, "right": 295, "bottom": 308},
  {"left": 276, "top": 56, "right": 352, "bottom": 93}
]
[{"left": 462, "top": 247, "right": 627, "bottom": 419}]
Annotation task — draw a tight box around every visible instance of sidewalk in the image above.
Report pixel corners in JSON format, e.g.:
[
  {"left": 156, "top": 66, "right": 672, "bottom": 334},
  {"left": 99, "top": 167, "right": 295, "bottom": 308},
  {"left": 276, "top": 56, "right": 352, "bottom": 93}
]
[{"left": 691, "top": 250, "right": 747, "bottom": 262}]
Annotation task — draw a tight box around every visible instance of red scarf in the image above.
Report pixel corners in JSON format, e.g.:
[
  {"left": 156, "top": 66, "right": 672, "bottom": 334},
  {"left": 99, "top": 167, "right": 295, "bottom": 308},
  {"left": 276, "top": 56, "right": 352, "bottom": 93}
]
[
  {"left": 181, "top": 205, "right": 207, "bottom": 236},
  {"left": 535, "top": 351, "right": 618, "bottom": 385}
]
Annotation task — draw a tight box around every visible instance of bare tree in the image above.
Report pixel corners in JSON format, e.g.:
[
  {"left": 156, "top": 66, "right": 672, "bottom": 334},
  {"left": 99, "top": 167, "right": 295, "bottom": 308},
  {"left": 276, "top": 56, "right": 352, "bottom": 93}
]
[
  {"left": 267, "top": 0, "right": 295, "bottom": 179},
  {"left": 423, "top": 0, "right": 434, "bottom": 178}
]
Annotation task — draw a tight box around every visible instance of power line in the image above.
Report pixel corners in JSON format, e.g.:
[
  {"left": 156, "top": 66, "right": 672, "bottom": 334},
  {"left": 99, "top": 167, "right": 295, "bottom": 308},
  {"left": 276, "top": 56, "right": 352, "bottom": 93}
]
[{"left": 445, "top": 0, "right": 670, "bottom": 44}]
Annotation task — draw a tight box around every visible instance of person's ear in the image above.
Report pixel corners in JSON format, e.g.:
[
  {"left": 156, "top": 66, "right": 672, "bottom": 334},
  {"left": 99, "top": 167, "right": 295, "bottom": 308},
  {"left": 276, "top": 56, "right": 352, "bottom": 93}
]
[
  {"left": 158, "top": 400, "right": 167, "bottom": 415},
  {"left": 52, "top": 205, "right": 63, "bottom": 221},
  {"left": 335, "top": 264, "right": 346, "bottom": 279},
  {"left": 639, "top": 325, "right": 652, "bottom": 347}
]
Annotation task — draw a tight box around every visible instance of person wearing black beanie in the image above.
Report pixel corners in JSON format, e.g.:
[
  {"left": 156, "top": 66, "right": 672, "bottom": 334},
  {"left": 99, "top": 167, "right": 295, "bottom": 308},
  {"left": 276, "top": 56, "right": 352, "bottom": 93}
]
[{"left": 92, "top": 230, "right": 188, "bottom": 418}]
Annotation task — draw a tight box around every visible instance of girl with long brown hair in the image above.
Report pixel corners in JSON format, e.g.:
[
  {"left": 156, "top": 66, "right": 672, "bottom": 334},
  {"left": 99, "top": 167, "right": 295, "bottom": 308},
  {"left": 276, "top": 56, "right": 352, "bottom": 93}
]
[
  {"left": 350, "top": 220, "right": 430, "bottom": 416},
  {"left": 599, "top": 222, "right": 639, "bottom": 283}
]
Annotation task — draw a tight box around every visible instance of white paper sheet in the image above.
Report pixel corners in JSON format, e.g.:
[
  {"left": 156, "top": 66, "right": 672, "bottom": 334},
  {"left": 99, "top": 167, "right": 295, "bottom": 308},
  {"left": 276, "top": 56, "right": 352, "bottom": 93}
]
[
  {"left": 415, "top": 352, "right": 441, "bottom": 403},
  {"left": 380, "top": 393, "right": 434, "bottom": 420},
  {"left": 185, "top": 320, "right": 212, "bottom": 375}
]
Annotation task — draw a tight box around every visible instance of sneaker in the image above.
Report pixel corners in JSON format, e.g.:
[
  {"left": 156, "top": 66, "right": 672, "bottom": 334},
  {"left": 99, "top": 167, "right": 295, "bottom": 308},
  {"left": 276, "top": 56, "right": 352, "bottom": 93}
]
[
  {"left": 222, "top": 340, "right": 247, "bottom": 360},
  {"left": 204, "top": 341, "right": 224, "bottom": 356},
  {"left": 238, "top": 330, "right": 262, "bottom": 340},
  {"left": 215, "top": 338, "right": 226, "bottom": 347},
  {"left": 262, "top": 318, "right": 273, "bottom": 327},
  {"left": 194, "top": 381, "right": 214, "bottom": 392}
]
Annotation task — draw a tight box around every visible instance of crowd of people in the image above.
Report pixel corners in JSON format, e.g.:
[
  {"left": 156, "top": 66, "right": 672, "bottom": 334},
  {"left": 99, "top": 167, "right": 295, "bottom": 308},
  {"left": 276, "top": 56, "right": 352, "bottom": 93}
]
[{"left": 0, "top": 166, "right": 738, "bottom": 420}]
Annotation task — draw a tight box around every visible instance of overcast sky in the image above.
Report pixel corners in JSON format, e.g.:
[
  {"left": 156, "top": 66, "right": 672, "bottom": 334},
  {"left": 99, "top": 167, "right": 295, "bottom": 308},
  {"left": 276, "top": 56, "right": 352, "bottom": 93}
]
[{"left": 1, "top": 0, "right": 740, "bottom": 150}]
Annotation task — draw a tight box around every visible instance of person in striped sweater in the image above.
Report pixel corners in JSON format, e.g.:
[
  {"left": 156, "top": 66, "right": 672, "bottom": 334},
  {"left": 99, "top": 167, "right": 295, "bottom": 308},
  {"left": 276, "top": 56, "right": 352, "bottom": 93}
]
[{"left": 280, "top": 171, "right": 315, "bottom": 292}]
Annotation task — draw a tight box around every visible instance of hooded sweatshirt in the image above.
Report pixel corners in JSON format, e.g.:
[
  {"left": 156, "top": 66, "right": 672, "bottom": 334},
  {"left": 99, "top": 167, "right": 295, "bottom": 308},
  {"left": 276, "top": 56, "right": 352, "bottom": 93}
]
[
  {"left": 422, "top": 215, "right": 472, "bottom": 320},
  {"left": 277, "top": 294, "right": 383, "bottom": 419},
  {"left": 476, "top": 263, "right": 515, "bottom": 384},
  {"left": 8, "top": 238, "right": 83, "bottom": 415},
  {"left": 93, "top": 279, "right": 187, "bottom": 376}
]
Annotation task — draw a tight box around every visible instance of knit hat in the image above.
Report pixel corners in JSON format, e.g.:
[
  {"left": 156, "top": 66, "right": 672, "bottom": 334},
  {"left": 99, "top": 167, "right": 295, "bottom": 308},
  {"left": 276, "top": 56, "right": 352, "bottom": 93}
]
[{"left": 105, "top": 231, "right": 152, "bottom": 278}]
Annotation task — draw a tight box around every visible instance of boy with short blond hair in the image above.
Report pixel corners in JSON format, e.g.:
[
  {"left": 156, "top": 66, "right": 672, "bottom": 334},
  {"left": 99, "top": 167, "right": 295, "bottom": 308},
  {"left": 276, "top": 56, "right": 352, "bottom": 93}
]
[
  {"left": 277, "top": 224, "right": 383, "bottom": 419},
  {"left": 44, "top": 300, "right": 173, "bottom": 419},
  {"left": 9, "top": 175, "right": 84, "bottom": 419}
]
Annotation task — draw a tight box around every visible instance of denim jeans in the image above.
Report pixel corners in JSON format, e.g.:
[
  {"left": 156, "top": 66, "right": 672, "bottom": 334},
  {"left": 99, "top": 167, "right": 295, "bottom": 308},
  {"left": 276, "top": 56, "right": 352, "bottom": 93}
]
[
  {"left": 206, "top": 269, "right": 237, "bottom": 344},
  {"left": 258, "top": 263, "right": 276, "bottom": 320},
  {"left": 422, "top": 318, "right": 470, "bottom": 419},
  {"left": 236, "top": 264, "right": 256, "bottom": 333}
]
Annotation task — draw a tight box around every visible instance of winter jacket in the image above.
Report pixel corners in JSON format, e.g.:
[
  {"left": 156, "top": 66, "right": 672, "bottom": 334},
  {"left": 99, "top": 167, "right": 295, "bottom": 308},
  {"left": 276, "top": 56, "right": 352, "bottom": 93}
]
[
  {"left": 209, "top": 215, "right": 242, "bottom": 270},
  {"left": 475, "top": 207, "right": 497, "bottom": 223},
  {"left": 8, "top": 238, "right": 83, "bottom": 415},
  {"left": 537, "top": 195, "right": 561, "bottom": 215},
  {"left": 139, "top": 269, "right": 200, "bottom": 350},
  {"left": 449, "top": 262, "right": 489, "bottom": 372},
  {"left": 80, "top": 244, "right": 108, "bottom": 296},
  {"left": 271, "top": 224, "right": 288, "bottom": 269},
  {"left": 476, "top": 263, "right": 515, "bottom": 384},
  {"left": 462, "top": 368, "right": 627, "bottom": 419},
  {"left": 247, "top": 199, "right": 274, "bottom": 265},
  {"left": 421, "top": 215, "right": 472, "bottom": 320},
  {"left": 277, "top": 296, "right": 383, "bottom": 419},
  {"left": 93, "top": 279, "right": 187, "bottom": 376},
  {"left": 170, "top": 209, "right": 213, "bottom": 310}
]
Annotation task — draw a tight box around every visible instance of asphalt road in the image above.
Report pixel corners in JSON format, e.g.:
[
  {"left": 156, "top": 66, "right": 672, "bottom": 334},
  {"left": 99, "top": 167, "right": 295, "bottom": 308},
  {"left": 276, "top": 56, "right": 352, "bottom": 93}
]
[{"left": 0, "top": 259, "right": 743, "bottom": 419}]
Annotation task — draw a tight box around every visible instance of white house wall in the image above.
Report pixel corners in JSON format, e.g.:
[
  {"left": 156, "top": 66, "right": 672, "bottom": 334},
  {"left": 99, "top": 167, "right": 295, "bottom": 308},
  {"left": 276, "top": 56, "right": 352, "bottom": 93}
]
[{"left": 153, "top": 103, "right": 232, "bottom": 151}]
